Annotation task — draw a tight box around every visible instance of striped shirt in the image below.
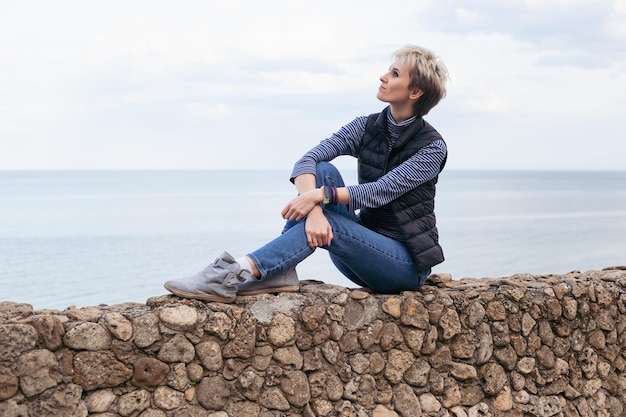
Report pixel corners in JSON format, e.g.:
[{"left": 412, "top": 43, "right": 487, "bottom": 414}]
[{"left": 291, "top": 108, "right": 447, "bottom": 212}]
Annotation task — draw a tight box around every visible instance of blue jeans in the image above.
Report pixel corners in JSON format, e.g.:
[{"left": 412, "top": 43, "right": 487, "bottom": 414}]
[{"left": 247, "top": 162, "right": 430, "bottom": 293}]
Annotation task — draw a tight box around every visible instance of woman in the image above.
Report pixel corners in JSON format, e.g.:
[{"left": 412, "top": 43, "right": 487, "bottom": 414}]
[{"left": 164, "top": 44, "right": 449, "bottom": 302}]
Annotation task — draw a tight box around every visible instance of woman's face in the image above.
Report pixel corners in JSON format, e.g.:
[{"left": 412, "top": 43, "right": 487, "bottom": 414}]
[{"left": 376, "top": 59, "right": 422, "bottom": 107}]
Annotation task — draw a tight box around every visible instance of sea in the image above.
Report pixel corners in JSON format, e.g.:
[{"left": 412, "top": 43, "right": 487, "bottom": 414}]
[{"left": 1, "top": 169, "right": 625, "bottom": 311}]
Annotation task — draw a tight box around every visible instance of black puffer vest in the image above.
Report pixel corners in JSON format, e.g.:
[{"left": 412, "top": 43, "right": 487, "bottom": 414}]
[{"left": 358, "top": 108, "right": 447, "bottom": 269}]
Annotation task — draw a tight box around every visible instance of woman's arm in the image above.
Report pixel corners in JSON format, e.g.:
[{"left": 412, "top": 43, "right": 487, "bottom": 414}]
[{"left": 290, "top": 116, "right": 367, "bottom": 180}]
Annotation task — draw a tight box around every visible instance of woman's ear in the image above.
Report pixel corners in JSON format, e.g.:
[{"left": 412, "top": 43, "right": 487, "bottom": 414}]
[{"left": 410, "top": 88, "right": 424, "bottom": 100}]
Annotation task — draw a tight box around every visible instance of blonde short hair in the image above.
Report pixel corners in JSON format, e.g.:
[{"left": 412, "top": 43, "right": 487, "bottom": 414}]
[{"left": 393, "top": 45, "right": 449, "bottom": 116}]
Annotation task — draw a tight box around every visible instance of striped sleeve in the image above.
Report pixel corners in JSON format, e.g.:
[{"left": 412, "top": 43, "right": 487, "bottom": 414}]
[
  {"left": 290, "top": 116, "right": 368, "bottom": 180},
  {"left": 346, "top": 139, "right": 447, "bottom": 210}
]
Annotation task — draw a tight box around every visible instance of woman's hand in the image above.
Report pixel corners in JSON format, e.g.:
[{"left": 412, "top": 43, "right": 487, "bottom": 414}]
[
  {"left": 304, "top": 206, "right": 333, "bottom": 248},
  {"left": 281, "top": 188, "right": 323, "bottom": 222},
  {"left": 281, "top": 188, "right": 332, "bottom": 248}
]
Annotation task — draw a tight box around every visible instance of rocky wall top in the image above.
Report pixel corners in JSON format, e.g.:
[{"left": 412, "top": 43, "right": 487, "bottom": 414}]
[{"left": 1, "top": 266, "right": 626, "bottom": 417}]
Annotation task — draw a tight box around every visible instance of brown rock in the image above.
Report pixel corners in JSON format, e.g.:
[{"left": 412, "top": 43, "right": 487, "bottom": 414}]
[
  {"left": 196, "top": 376, "right": 230, "bottom": 410},
  {"left": 273, "top": 345, "right": 303, "bottom": 370},
  {"left": 219, "top": 358, "right": 244, "bottom": 381},
  {"left": 393, "top": 383, "right": 421, "bottom": 417},
  {"left": 66, "top": 306, "right": 102, "bottom": 322},
  {"left": 159, "top": 305, "right": 199, "bottom": 331},
  {"left": 29, "top": 315, "right": 65, "bottom": 350},
  {"left": 480, "top": 363, "right": 507, "bottom": 396},
  {"left": 428, "top": 346, "right": 452, "bottom": 372},
  {"left": 441, "top": 377, "right": 462, "bottom": 408},
  {"left": 153, "top": 386, "right": 185, "bottom": 410},
  {"left": 450, "top": 333, "right": 476, "bottom": 359},
  {"left": 475, "top": 323, "right": 493, "bottom": 365},
  {"left": 104, "top": 312, "right": 133, "bottom": 341},
  {"left": 494, "top": 345, "right": 518, "bottom": 371},
  {"left": 251, "top": 344, "right": 273, "bottom": 371},
  {"left": 588, "top": 329, "right": 606, "bottom": 350},
  {"left": 373, "top": 404, "right": 400, "bottom": 417},
  {"left": 204, "top": 311, "right": 232, "bottom": 340},
  {"left": 236, "top": 369, "right": 264, "bottom": 401},
  {"left": 340, "top": 330, "right": 361, "bottom": 353},
  {"left": 132, "top": 313, "right": 161, "bottom": 348},
  {"left": 16, "top": 349, "right": 60, "bottom": 396},
  {"left": 73, "top": 351, "right": 132, "bottom": 390},
  {"left": 349, "top": 352, "right": 370, "bottom": 374},
  {"left": 491, "top": 321, "right": 510, "bottom": 347},
  {"left": 131, "top": 357, "right": 169, "bottom": 387},
  {"left": 64, "top": 322, "right": 112, "bottom": 351},
  {"left": 222, "top": 317, "right": 256, "bottom": 359},
  {"left": 26, "top": 383, "right": 87, "bottom": 417},
  {"left": 118, "top": 389, "right": 151, "bottom": 416},
  {"left": 259, "top": 387, "right": 291, "bottom": 411},
  {"left": 84, "top": 388, "right": 116, "bottom": 413},
  {"left": 449, "top": 362, "right": 477, "bottom": 381},
  {"left": 382, "top": 297, "right": 402, "bottom": 319},
  {"left": 281, "top": 370, "right": 311, "bottom": 407},
  {"left": 195, "top": 340, "right": 223, "bottom": 371},
  {"left": 486, "top": 301, "right": 507, "bottom": 321},
  {"left": 347, "top": 299, "right": 371, "bottom": 329},
  {"left": 521, "top": 313, "right": 536, "bottom": 336},
  {"left": 0, "top": 367, "right": 19, "bottom": 401},
  {"left": 158, "top": 334, "right": 194, "bottom": 365},
  {"left": 420, "top": 392, "right": 441, "bottom": 413},
  {"left": 404, "top": 359, "right": 431, "bottom": 386},
  {"left": 401, "top": 297, "right": 429, "bottom": 329},
  {"left": 326, "top": 374, "right": 344, "bottom": 401},
  {"left": 467, "top": 301, "right": 486, "bottom": 328},
  {"left": 459, "top": 385, "right": 484, "bottom": 406},
  {"left": 384, "top": 349, "right": 414, "bottom": 384},
  {"left": 380, "top": 322, "right": 404, "bottom": 351},
  {"left": 0, "top": 324, "right": 39, "bottom": 363},
  {"left": 439, "top": 308, "right": 462, "bottom": 340},
  {"left": 173, "top": 405, "right": 210, "bottom": 417},
  {"left": 421, "top": 325, "right": 438, "bottom": 354},
  {"left": 536, "top": 345, "right": 556, "bottom": 369},
  {"left": 231, "top": 401, "right": 261, "bottom": 417},
  {"left": 267, "top": 312, "right": 296, "bottom": 347},
  {"left": 403, "top": 328, "right": 425, "bottom": 355}
]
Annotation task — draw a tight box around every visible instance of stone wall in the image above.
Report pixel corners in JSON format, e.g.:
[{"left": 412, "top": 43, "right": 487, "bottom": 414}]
[{"left": 1, "top": 266, "right": 626, "bottom": 417}]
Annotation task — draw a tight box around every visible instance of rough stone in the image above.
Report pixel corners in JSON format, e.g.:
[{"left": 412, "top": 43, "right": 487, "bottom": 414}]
[
  {"left": 0, "top": 324, "right": 39, "bottom": 363},
  {"left": 393, "top": 383, "right": 421, "bottom": 417},
  {"left": 195, "top": 340, "right": 223, "bottom": 371},
  {"left": 73, "top": 351, "right": 133, "bottom": 390},
  {"left": 28, "top": 315, "right": 65, "bottom": 350},
  {"left": 158, "top": 333, "right": 195, "bottom": 363},
  {"left": 104, "top": 311, "right": 133, "bottom": 341},
  {"left": 132, "top": 312, "right": 161, "bottom": 348},
  {"left": 16, "top": 349, "right": 60, "bottom": 396},
  {"left": 1, "top": 268, "right": 626, "bottom": 417},
  {"left": 153, "top": 385, "right": 185, "bottom": 410},
  {"left": 84, "top": 388, "right": 116, "bottom": 413},
  {"left": 64, "top": 321, "right": 112, "bottom": 351},
  {"left": 267, "top": 312, "right": 296, "bottom": 347},
  {"left": 26, "top": 383, "right": 87, "bottom": 417},
  {"left": 196, "top": 376, "right": 230, "bottom": 411},
  {"left": 159, "top": 305, "right": 199, "bottom": 331},
  {"left": 118, "top": 389, "right": 151, "bottom": 416},
  {"left": 131, "top": 357, "right": 169, "bottom": 387}
]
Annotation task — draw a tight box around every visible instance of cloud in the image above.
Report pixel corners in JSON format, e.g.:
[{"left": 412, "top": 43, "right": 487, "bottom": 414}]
[
  {"left": 423, "top": 0, "right": 625, "bottom": 68},
  {"left": 0, "top": 0, "right": 624, "bottom": 170}
]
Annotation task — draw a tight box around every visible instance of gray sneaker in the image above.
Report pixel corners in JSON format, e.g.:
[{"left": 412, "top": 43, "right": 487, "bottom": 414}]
[
  {"left": 164, "top": 251, "right": 253, "bottom": 302},
  {"left": 237, "top": 268, "right": 300, "bottom": 296}
]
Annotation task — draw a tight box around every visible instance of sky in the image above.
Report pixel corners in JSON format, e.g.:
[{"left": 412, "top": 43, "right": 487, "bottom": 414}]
[{"left": 1, "top": 0, "right": 625, "bottom": 171}]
